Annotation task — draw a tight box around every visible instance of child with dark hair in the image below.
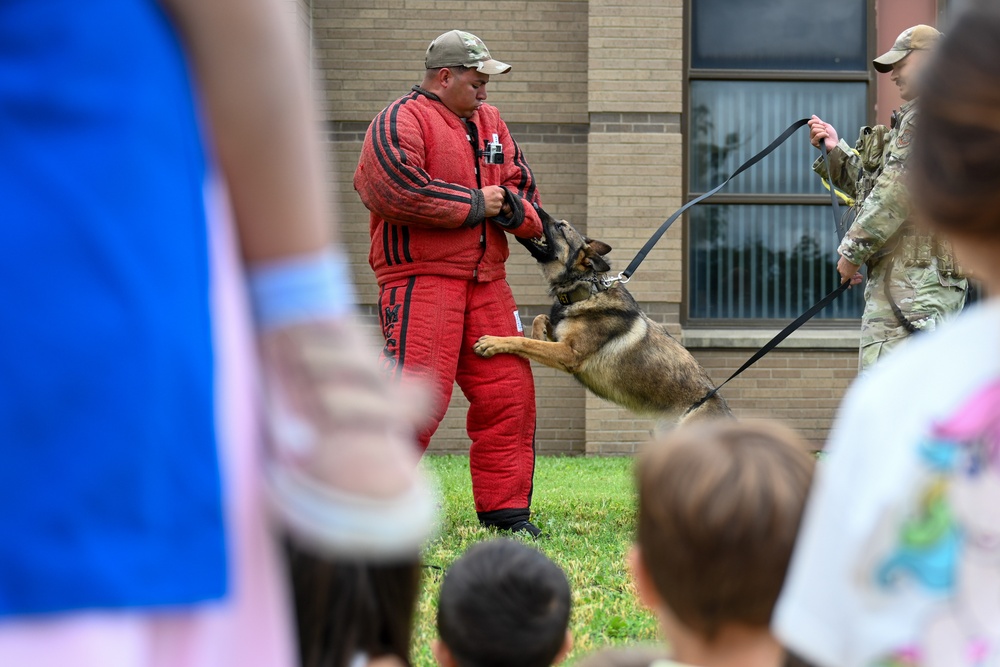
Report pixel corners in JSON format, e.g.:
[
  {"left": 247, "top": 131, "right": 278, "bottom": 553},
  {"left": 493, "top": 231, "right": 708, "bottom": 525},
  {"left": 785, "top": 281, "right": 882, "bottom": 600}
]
[
  {"left": 433, "top": 538, "right": 573, "bottom": 667},
  {"left": 580, "top": 419, "right": 815, "bottom": 667},
  {"left": 289, "top": 547, "right": 422, "bottom": 667}
]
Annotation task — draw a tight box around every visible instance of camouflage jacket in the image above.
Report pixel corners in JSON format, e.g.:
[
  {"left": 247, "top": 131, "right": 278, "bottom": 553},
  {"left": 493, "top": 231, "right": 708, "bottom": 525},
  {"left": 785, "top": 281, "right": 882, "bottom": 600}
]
[{"left": 812, "top": 100, "right": 917, "bottom": 267}]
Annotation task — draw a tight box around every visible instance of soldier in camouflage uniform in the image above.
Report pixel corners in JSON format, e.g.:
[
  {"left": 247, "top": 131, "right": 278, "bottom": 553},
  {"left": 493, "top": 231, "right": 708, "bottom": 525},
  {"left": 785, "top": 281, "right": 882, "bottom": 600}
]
[{"left": 809, "top": 25, "right": 968, "bottom": 372}]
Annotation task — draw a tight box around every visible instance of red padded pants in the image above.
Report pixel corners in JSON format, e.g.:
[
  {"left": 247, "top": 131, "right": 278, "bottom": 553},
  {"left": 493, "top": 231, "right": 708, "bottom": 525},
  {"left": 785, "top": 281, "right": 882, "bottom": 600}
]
[{"left": 377, "top": 275, "right": 536, "bottom": 524}]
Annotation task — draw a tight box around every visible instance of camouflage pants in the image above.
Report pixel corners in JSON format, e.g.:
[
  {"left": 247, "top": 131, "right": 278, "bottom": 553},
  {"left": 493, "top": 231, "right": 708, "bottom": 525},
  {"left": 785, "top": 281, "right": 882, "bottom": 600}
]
[{"left": 858, "top": 257, "right": 968, "bottom": 372}]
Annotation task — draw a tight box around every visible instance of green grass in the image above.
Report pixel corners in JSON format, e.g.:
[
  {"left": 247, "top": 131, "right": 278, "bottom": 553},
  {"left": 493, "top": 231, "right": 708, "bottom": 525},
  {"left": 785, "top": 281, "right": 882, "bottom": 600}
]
[{"left": 411, "top": 455, "right": 660, "bottom": 667}]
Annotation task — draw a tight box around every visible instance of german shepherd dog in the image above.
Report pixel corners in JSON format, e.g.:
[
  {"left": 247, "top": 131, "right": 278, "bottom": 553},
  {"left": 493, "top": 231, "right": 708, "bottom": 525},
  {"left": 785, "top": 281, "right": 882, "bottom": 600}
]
[{"left": 474, "top": 211, "right": 732, "bottom": 425}]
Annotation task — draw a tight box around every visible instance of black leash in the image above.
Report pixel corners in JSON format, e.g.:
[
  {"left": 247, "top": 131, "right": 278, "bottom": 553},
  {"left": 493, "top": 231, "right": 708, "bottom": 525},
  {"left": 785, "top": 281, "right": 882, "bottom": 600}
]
[
  {"left": 685, "top": 281, "right": 850, "bottom": 414},
  {"left": 606, "top": 116, "right": 853, "bottom": 414},
  {"left": 619, "top": 118, "right": 812, "bottom": 282}
]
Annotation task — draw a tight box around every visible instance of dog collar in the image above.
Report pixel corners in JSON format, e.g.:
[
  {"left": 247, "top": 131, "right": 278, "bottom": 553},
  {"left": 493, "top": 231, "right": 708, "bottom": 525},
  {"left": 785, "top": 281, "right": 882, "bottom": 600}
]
[{"left": 556, "top": 278, "right": 609, "bottom": 305}]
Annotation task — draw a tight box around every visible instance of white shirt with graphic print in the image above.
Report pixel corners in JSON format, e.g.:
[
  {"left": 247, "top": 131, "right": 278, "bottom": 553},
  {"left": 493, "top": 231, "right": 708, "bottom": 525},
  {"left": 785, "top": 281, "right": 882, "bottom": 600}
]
[{"left": 774, "top": 299, "right": 1000, "bottom": 667}]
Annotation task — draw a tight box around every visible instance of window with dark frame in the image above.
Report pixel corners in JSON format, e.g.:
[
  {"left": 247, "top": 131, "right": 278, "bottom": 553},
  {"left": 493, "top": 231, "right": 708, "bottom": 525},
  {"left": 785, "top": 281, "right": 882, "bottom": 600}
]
[{"left": 687, "top": 0, "right": 868, "bottom": 321}]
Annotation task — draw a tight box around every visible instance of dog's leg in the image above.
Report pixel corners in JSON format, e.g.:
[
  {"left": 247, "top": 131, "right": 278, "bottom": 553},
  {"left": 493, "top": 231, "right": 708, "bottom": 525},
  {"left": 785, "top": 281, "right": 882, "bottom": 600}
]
[
  {"left": 473, "top": 335, "right": 587, "bottom": 374},
  {"left": 530, "top": 314, "right": 552, "bottom": 341}
]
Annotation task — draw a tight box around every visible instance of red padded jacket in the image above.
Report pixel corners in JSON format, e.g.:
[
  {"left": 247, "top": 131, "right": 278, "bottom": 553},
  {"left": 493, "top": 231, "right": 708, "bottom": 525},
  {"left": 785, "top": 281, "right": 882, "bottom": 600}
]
[{"left": 354, "top": 87, "right": 543, "bottom": 285}]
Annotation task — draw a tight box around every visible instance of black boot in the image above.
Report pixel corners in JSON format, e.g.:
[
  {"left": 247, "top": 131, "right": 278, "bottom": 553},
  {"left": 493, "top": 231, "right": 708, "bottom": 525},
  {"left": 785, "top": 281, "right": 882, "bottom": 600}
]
[
  {"left": 477, "top": 508, "right": 542, "bottom": 538},
  {"left": 506, "top": 519, "right": 542, "bottom": 538}
]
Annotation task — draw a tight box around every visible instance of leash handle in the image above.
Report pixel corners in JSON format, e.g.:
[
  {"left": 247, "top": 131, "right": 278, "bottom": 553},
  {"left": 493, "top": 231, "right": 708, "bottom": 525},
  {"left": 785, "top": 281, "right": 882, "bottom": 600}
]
[{"left": 621, "top": 117, "right": 812, "bottom": 281}]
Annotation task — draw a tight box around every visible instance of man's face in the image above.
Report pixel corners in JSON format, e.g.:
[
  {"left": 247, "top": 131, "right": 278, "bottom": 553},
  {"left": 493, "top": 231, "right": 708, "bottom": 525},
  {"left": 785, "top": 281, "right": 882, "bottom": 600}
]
[
  {"left": 439, "top": 68, "right": 490, "bottom": 119},
  {"left": 891, "top": 50, "right": 928, "bottom": 101}
]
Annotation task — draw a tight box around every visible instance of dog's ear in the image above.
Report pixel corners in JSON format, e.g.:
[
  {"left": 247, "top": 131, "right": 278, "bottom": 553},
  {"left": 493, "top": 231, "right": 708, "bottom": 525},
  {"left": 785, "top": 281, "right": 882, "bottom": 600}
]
[
  {"left": 581, "top": 248, "right": 611, "bottom": 273},
  {"left": 587, "top": 254, "right": 611, "bottom": 273},
  {"left": 587, "top": 238, "right": 612, "bottom": 256}
]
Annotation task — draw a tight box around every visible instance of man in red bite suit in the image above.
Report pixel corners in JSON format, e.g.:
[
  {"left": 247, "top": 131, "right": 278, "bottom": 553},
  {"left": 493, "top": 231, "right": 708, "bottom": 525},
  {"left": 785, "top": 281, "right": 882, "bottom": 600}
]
[{"left": 354, "top": 30, "right": 544, "bottom": 536}]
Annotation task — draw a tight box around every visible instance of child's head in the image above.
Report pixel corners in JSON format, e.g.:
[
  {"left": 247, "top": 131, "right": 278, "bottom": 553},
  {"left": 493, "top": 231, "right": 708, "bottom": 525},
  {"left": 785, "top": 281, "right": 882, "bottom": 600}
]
[
  {"left": 289, "top": 547, "right": 422, "bottom": 667},
  {"left": 633, "top": 419, "right": 815, "bottom": 642},
  {"left": 909, "top": 0, "right": 1000, "bottom": 292},
  {"left": 434, "top": 538, "right": 573, "bottom": 667}
]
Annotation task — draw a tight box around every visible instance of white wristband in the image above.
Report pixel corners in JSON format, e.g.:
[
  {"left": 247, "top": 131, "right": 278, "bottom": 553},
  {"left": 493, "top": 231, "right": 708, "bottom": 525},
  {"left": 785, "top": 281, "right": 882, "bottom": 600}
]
[{"left": 248, "top": 249, "right": 357, "bottom": 330}]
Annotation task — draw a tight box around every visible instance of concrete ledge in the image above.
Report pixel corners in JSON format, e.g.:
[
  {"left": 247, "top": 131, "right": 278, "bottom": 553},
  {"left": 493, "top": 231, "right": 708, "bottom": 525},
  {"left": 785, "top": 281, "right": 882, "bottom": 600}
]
[{"left": 683, "top": 328, "right": 860, "bottom": 350}]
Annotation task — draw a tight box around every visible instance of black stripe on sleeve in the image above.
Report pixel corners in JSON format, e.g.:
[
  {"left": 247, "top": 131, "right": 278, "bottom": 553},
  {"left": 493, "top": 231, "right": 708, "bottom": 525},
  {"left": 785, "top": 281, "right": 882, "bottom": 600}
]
[
  {"left": 370, "top": 95, "right": 471, "bottom": 205},
  {"left": 388, "top": 97, "right": 472, "bottom": 199}
]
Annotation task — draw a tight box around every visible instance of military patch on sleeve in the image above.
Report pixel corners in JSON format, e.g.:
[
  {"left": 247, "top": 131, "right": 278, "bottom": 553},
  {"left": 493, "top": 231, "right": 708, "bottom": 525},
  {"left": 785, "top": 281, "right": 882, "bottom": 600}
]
[{"left": 895, "top": 126, "right": 913, "bottom": 149}]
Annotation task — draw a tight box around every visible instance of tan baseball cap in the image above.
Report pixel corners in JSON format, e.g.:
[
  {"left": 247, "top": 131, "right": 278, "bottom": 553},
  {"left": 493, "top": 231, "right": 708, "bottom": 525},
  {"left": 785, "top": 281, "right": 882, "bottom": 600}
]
[
  {"left": 873, "top": 24, "right": 941, "bottom": 73},
  {"left": 424, "top": 30, "right": 511, "bottom": 75}
]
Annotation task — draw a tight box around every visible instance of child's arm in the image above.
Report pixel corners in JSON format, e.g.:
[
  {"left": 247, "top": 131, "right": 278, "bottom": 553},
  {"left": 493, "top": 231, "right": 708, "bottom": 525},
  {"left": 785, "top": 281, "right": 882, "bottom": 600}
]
[
  {"left": 159, "top": 0, "right": 436, "bottom": 558},
  {"left": 159, "top": 0, "right": 332, "bottom": 262}
]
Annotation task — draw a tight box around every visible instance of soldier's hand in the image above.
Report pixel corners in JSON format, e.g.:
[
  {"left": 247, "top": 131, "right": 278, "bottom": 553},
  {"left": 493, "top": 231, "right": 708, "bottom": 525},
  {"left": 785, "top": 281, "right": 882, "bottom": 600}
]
[
  {"left": 481, "top": 185, "right": 506, "bottom": 218},
  {"left": 809, "top": 115, "right": 839, "bottom": 153},
  {"left": 837, "top": 255, "right": 863, "bottom": 286}
]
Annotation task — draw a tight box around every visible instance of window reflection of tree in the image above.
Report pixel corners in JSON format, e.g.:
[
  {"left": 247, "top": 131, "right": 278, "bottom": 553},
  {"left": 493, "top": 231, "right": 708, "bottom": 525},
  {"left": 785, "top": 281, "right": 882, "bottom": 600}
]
[
  {"left": 690, "top": 103, "right": 739, "bottom": 245},
  {"left": 690, "top": 104, "right": 848, "bottom": 318},
  {"left": 788, "top": 233, "right": 838, "bottom": 316}
]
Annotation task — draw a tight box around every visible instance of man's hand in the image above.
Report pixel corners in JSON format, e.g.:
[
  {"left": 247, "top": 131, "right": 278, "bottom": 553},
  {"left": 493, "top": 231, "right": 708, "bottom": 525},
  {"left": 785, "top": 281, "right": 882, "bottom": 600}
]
[
  {"left": 808, "top": 115, "right": 839, "bottom": 153},
  {"left": 481, "top": 185, "right": 506, "bottom": 218},
  {"left": 837, "top": 255, "right": 863, "bottom": 286}
]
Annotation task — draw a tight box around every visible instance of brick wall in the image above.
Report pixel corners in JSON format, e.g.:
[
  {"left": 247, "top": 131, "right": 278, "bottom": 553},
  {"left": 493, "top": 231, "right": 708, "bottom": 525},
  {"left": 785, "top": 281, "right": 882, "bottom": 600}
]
[
  {"left": 581, "top": 347, "right": 857, "bottom": 455},
  {"left": 312, "top": 0, "right": 859, "bottom": 456},
  {"left": 692, "top": 349, "right": 857, "bottom": 449},
  {"left": 313, "top": 1, "right": 589, "bottom": 124},
  {"left": 584, "top": 0, "right": 689, "bottom": 454},
  {"left": 588, "top": 1, "right": 684, "bottom": 114}
]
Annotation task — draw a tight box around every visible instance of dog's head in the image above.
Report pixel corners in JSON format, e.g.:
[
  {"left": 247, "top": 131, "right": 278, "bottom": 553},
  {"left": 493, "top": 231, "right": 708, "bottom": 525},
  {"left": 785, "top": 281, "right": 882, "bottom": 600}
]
[{"left": 517, "top": 209, "right": 613, "bottom": 289}]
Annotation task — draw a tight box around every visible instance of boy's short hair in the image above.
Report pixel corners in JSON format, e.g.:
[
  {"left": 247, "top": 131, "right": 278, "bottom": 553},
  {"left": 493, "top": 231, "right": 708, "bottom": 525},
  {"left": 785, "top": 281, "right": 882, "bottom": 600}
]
[
  {"left": 437, "top": 538, "right": 571, "bottom": 667},
  {"left": 637, "top": 419, "right": 815, "bottom": 640}
]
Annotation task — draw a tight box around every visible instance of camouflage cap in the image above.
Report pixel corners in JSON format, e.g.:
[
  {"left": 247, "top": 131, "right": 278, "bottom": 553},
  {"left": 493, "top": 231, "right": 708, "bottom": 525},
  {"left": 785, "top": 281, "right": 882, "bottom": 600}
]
[
  {"left": 425, "top": 30, "right": 511, "bottom": 75},
  {"left": 873, "top": 24, "right": 941, "bottom": 73}
]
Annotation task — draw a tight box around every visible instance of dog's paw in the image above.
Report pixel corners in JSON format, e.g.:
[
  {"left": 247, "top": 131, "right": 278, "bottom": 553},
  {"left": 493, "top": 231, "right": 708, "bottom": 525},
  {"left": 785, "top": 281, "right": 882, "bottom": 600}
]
[
  {"left": 474, "top": 335, "right": 505, "bottom": 358},
  {"left": 530, "top": 314, "right": 552, "bottom": 341}
]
